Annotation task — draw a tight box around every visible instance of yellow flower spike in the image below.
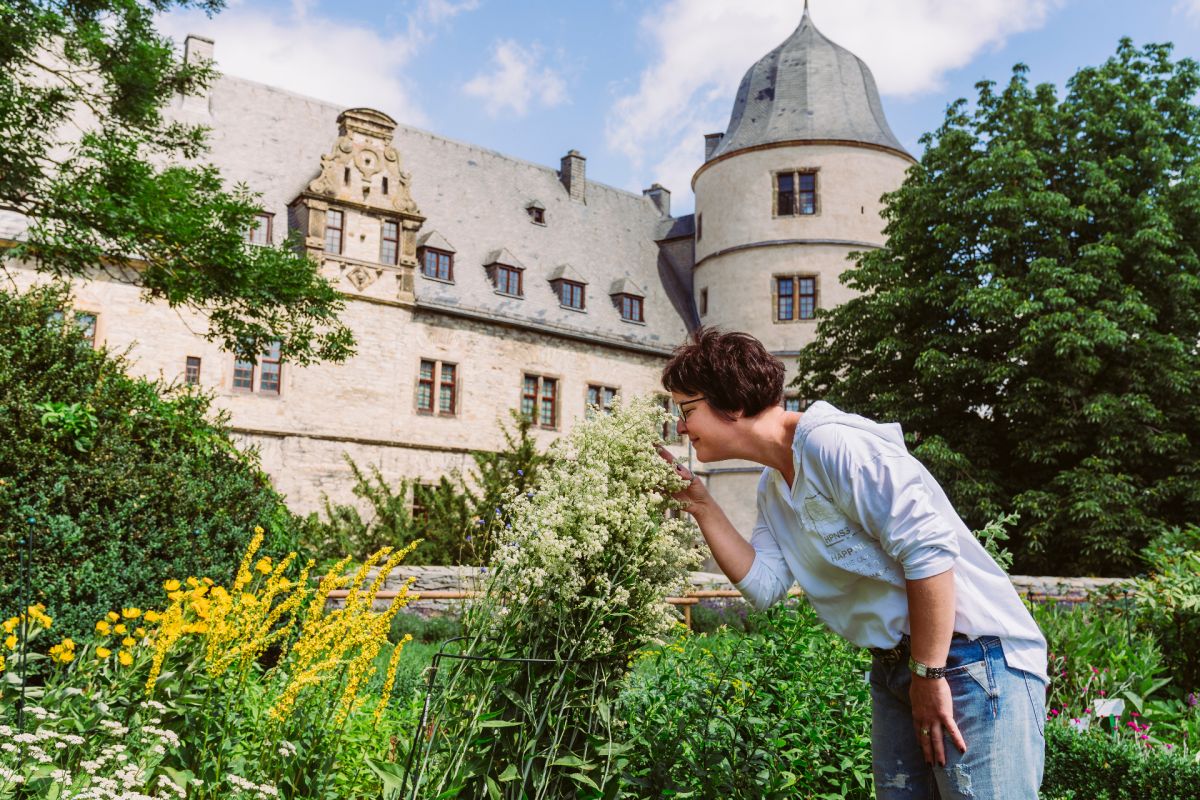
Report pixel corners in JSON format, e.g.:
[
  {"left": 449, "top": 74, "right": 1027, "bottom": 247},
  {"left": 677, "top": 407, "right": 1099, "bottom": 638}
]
[
  {"left": 118, "top": 651, "right": 133, "bottom": 667},
  {"left": 233, "top": 531, "right": 265, "bottom": 593},
  {"left": 96, "top": 647, "right": 112, "bottom": 659},
  {"left": 122, "top": 608, "right": 142, "bottom": 619},
  {"left": 254, "top": 525, "right": 264, "bottom": 535},
  {"left": 374, "top": 633, "right": 413, "bottom": 727},
  {"left": 113, "top": 624, "right": 127, "bottom": 635},
  {"left": 163, "top": 579, "right": 181, "bottom": 593},
  {"left": 145, "top": 601, "right": 185, "bottom": 695}
]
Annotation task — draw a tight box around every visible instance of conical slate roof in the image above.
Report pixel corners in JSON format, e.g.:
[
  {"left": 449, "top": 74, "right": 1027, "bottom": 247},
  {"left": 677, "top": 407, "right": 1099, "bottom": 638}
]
[{"left": 709, "top": 6, "right": 907, "bottom": 160}]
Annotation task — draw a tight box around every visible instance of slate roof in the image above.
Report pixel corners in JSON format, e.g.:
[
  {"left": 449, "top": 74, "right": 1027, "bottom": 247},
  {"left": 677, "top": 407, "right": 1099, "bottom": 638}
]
[
  {"left": 709, "top": 7, "right": 908, "bottom": 160},
  {"left": 190, "top": 75, "right": 695, "bottom": 353}
]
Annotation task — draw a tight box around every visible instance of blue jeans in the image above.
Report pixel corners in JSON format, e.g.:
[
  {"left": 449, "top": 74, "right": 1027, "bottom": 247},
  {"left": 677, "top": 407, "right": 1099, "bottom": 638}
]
[{"left": 870, "top": 635, "right": 1046, "bottom": 799}]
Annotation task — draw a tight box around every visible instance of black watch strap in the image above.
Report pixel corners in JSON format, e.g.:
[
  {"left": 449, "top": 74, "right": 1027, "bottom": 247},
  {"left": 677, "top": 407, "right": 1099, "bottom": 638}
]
[{"left": 908, "top": 655, "right": 947, "bottom": 679}]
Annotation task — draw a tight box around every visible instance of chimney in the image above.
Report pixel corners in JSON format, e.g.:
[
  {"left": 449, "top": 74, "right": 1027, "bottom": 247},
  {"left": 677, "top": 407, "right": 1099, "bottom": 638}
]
[
  {"left": 184, "top": 34, "right": 214, "bottom": 67},
  {"left": 180, "top": 35, "right": 214, "bottom": 114},
  {"left": 704, "top": 132, "right": 725, "bottom": 161},
  {"left": 643, "top": 183, "right": 670, "bottom": 217},
  {"left": 560, "top": 150, "right": 586, "bottom": 202}
]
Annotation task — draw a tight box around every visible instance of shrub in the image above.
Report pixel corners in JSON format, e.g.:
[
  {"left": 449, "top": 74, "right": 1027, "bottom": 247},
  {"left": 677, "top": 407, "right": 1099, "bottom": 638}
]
[
  {"left": 1132, "top": 525, "right": 1200, "bottom": 693},
  {"left": 1043, "top": 720, "right": 1200, "bottom": 800},
  {"left": 618, "top": 600, "right": 873, "bottom": 800},
  {"left": 0, "top": 284, "right": 300, "bottom": 640}
]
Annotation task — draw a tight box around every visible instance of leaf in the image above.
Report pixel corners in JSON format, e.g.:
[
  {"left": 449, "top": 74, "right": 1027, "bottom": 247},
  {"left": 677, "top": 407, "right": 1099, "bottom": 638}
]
[
  {"left": 498, "top": 764, "right": 519, "bottom": 782},
  {"left": 485, "top": 775, "right": 501, "bottom": 800},
  {"left": 479, "top": 719, "right": 523, "bottom": 728}
]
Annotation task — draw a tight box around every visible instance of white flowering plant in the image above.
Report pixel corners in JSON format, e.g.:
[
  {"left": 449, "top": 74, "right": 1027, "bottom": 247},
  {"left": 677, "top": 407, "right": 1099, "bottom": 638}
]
[{"left": 410, "top": 396, "right": 702, "bottom": 799}]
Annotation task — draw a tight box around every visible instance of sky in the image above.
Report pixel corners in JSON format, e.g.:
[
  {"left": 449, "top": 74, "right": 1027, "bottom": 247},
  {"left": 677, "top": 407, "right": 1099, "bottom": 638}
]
[{"left": 158, "top": 0, "right": 1200, "bottom": 215}]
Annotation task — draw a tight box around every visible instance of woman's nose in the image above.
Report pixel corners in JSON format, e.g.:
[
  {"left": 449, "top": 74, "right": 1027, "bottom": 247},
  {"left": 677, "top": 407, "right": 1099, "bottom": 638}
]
[{"left": 675, "top": 418, "right": 687, "bottom": 436}]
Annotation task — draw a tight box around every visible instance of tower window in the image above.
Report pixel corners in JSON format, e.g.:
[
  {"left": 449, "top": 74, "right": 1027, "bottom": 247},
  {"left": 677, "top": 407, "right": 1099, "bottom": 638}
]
[
  {"left": 696, "top": 213, "right": 702, "bottom": 241},
  {"left": 528, "top": 206, "right": 546, "bottom": 224},
  {"left": 185, "top": 356, "right": 202, "bottom": 386},
  {"left": 775, "top": 171, "right": 817, "bottom": 216},
  {"left": 775, "top": 275, "right": 818, "bottom": 321},
  {"left": 700, "top": 288, "right": 708, "bottom": 317}
]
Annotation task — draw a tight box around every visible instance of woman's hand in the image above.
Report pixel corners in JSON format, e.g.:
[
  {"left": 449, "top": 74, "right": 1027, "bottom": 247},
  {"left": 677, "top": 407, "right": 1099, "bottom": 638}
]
[{"left": 655, "top": 444, "right": 713, "bottom": 515}]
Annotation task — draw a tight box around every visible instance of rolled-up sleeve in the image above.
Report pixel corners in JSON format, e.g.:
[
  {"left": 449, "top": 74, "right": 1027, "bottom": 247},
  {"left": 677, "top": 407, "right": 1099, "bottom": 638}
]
[
  {"left": 734, "top": 511, "right": 793, "bottom": 610},
  {"left": 806, "top": 425, "right": 959, "bottom": 580}
]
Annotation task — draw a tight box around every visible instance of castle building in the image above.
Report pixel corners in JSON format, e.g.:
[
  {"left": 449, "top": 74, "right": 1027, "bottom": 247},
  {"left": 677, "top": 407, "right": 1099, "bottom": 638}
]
[{"left": 4, "top": 7, "right": 912, "bottom": 541}]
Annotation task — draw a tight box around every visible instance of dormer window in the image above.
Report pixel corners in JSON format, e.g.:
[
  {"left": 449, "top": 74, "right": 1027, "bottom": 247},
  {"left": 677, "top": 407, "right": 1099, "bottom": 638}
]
[
  {"left": 420, "top": 248, "right": 453, "bottom": 281},
  {"left": 548, "top": 264, "right": 588, "bottom": 311},
  {"left": 775, "top": 170, "right": 817, "bottom": 216},
  {"left": 496, "top": 265, "right": 523, "bottom": 296},
  {"left": 526, "top": 201, "right": 546, "bottom": 225},
  {"left": 558, "top": 280, "right": 585, "bottom": 310},
  {"left": 609, "top": 278, "right": 646, "bottom": 323}
]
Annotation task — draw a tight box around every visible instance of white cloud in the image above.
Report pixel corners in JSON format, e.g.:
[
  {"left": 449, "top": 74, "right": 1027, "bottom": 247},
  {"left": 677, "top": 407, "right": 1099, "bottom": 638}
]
[
  {"left": 156, "top": 0, "right": 480, "bottom": 126},
  {"left": 1175, "top": 0, "right": 1200, "bottom": 24},
  {"left": 462, "top": 39, "right": 567, "bottom": 118},
  {"left": 607, "top": 0, "right": 1063, "bottom": 209}
]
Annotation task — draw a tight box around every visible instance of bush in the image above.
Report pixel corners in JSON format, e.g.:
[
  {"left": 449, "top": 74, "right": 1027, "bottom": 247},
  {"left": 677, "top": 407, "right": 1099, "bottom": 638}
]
[
  {"left": 1043, "top": 720, "right": 1200, "bottom": 800},
  {"left": 388, "top": 610, "right": 463, "bottom": 644},
  {"left": 1132, "top": 525, "right": 1200, "bottom": 693},
  {"left": 0, "top": 284, "right": 300, "bottom": 639},
  {"left": 619, "top": 600, "right": 874, "bottom": 800}
]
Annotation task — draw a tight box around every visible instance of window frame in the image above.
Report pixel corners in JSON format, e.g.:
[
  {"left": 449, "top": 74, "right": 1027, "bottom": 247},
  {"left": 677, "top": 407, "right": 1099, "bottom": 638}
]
[
  {"left": 586, "top": 384, "right": 618, "bottom": 417},
  {"left": 380, "top": 219, "right": 400, "bottom": 266},
  {"left": 494, "top": 264, "right": 524, "bottom": 297},
  {"left": 773, "top": 169, "right": 819, "bottom": 217},
  {"left": 774, "top": 273, "right": 819, "bottom": 323},
  {"left": 528, "top": 206, "right": 546, "bottom": 225},
  {"left": 419, "top": 247, "right": 455, "bottom": 282},
  {"left": 613, "top": 293, "right": 644, "bottom": 323},
  {"left": 522, "top": 373, "right": 559, "bottom": 430},
  {"left": 73, "top": 311, "right": 97, "bottom": 347},
  {"left": 325, "top": 208, "right": 344, "bottom": 255},
  {"left": 185, "top": 356, "right": 202, "bottom": 386},
  {"left": 259, "top": 341, "right": 282, "bottom": 394},
  {"left": 417, "top": 359, "right": 458, "bottom": 417},
  {"left": 246, "top": 212, "right": 273, "bottom": 246},
  {"left": 556, "top": 279, "right": 586, "bottom": 311}
]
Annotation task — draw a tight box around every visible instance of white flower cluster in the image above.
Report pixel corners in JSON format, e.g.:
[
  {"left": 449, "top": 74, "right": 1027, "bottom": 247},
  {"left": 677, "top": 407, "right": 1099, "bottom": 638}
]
[
  {"left": 0, "top": 702, "right": 189, "bottom": 799},
  {"left": 226, "top": 771, "right": 280, "bottom": 798},
  {"left": 480, "top": 395, "right": 702, "bottom": 660}
]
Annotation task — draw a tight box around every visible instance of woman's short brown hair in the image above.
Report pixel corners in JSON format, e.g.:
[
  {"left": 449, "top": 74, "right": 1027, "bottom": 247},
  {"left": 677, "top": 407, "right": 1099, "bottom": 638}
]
[{"left": 662, "top": 327, "right": 784, "bottom": 420}]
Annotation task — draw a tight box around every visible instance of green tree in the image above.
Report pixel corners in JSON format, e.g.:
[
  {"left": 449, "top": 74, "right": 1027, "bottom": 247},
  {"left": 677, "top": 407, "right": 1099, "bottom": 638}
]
[
  {"left": 0, "top": 0, "right": 354, "bottom": 365},
  {"left": 793, "top": 40, "right": 1200, "bottom": 576},
  {"left": 0, "top": 284, "right": 300, "bottom": 639}
]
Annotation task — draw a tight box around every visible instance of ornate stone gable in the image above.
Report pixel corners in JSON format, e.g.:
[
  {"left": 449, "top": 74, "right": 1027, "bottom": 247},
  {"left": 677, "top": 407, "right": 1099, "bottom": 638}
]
[{"left": 290, "top": 108, "right": 426, "bottom": 305}]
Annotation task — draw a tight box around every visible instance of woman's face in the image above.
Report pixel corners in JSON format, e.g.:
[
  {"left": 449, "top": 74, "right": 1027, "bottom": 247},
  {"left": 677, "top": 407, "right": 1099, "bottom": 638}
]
[{"left": 671, "top": 391, "right": 738, "bottom": 462}]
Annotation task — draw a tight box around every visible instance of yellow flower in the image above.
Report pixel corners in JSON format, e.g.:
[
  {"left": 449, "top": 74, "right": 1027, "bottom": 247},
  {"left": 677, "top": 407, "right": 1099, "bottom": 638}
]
[
  {"left": 143, "top": 611, "right": 161, "bottom": 624},
  {"left": 134, "top": 627, "right": 146, "bottom": 638},
  {"left": 254, "top": 525, "right": 264, "bottom": 535},
  {"left": 105, "top": 611, "right": 119, "bottom": 623},
  {"left": 168, "top": 591, "right": 185, "bottom": 602},
  {"left": 4, "top": 635, "right": 16, "bottom": 650},
  {"left": 202, "top": 577, "right": 214, "bottom": 586},
  {"left": 255, "top": 557, "right": 273, "bottom": 575},
  {"left": 122, "top": 637, "right": 135, "bottom": 647},
  {"left": 113, "top": 624, "right": 127, "bottom": 635},
  {"left": 118, "top": 651, "right": 133, "bottom": 666},
  {"left": 95, "top": 620, "right": 111, "bottom": 635},
  {"left": 96, "top": 647, "right": 112, "bottom": 658},
  {"left": 163, "top": 580, "right": 181, "bottom": 592},
  {"left": 58, "top": 651, "right": 74, "bottom": 663},
  {"left": 2, "top": 617, "right": 18, "bottom": 635},
  {"left": 122, "top": 608, "right": 142, "bottom": 620}
]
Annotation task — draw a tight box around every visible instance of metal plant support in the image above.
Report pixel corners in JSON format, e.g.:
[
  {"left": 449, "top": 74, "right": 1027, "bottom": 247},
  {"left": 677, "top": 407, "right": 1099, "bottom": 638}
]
[{"left": 399, "top": 637, "right": 609, "bottom": 800}]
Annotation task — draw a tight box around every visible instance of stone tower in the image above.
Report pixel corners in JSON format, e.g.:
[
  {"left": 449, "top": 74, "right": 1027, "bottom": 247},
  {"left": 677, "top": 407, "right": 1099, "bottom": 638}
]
[{"left": 690, "top": 5, "right": 915, "bottom": 533}]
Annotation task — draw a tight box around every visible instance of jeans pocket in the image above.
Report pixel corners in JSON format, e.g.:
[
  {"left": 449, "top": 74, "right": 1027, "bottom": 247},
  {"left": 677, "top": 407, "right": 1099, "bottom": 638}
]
[
  {"left": 945, "top": 659, "right": 999, "bottom": 718},
  {"left": 1022, "top": 670, "right": 1046, "bottom": 737}
]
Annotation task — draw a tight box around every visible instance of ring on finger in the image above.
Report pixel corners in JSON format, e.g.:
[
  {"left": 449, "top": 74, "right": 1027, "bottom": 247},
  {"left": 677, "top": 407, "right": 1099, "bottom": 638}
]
[{"left": 920, "top": 727, "right": 931, "bottom": 737}]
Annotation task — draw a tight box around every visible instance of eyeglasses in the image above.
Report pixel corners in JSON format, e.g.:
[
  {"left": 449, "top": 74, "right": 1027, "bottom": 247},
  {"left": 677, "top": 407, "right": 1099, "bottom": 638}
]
[{"left": 675, "top": 396, "right": 706, "bottom": 423}]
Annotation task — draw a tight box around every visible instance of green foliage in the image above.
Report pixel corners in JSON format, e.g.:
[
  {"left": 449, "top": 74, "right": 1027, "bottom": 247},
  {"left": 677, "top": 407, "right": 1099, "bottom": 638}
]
[
  {"left": 974, "top": 512, "right": 1017, "bottom": 572},
  {"left": 0, "top": 283, "right": 300, "bottom": 638},
  {"left": 618, "top": 600, "right": 874, "bottom": 800},
  {"left": 389, "top": 611, "right": 464, "bottom": 645},
  {"left": 1131, "top": 525, "right": 1200, "bottom": 691},
  {"left": 299, "top": 411, "right": 548, "bottom": 567},
  {"left": 793, "top": 40, "right": 1200, "bottom": 575},
  {"left": 0, "top": 0, "right": 353, "bottom": 364},
  {"left": 1043, "top": 721, "right": 1200, "bottom": 800}
]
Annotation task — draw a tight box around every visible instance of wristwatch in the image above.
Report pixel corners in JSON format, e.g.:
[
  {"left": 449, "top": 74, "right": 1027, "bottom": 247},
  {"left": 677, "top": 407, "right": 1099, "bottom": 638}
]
[{"left": 908, "top": 656, "right": 947, "bottom": 680}]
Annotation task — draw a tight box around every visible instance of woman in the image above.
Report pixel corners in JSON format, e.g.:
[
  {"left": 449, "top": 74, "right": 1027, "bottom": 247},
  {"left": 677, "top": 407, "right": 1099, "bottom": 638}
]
[{"left": 658, "top": 327, "right": 1047, "bottom": 800}]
